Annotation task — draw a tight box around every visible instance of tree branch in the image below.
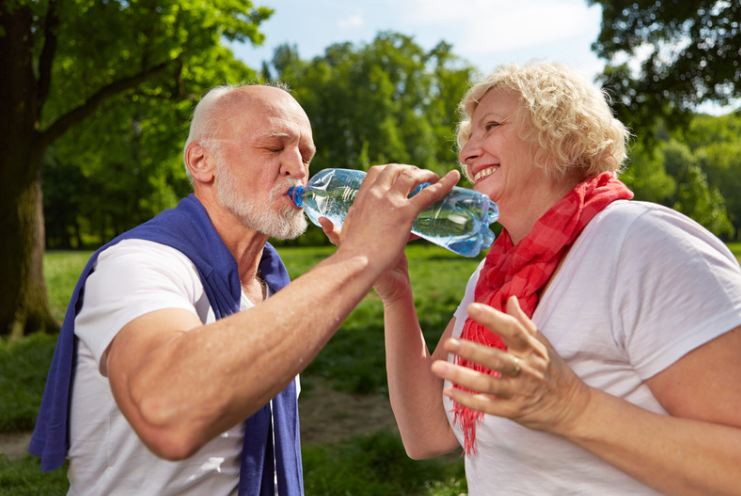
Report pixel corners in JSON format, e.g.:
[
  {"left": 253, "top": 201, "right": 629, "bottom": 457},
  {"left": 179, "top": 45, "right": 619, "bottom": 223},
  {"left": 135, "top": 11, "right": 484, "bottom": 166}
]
[
  {"left": 41, "top": 58, "right": 175, "bottom": 150},
  {"left": 37, "top": 0, "right": 59, "bottom": 112}
]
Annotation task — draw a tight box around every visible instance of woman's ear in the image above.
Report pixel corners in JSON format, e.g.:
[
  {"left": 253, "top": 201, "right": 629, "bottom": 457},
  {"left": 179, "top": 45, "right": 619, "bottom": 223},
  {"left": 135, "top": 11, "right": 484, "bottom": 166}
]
[{"left": 185, "top": 141, "right": 216, "bottom": 184}]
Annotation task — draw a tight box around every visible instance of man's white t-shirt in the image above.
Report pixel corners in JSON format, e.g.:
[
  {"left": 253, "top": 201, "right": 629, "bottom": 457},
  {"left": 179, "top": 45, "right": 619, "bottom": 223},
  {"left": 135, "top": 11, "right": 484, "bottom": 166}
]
[
  {"left": 68, "top": 239, "right": 294, "bottom": 496},
  {"left": 443, "top": 201, "right": 741, "bottom": 495}
]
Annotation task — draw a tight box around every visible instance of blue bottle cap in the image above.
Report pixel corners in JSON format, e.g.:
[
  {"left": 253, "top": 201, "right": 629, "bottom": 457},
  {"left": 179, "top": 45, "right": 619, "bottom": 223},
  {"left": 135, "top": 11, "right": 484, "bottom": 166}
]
[{"left": 287, "top": 185, "right": 305, "bottom": 207}]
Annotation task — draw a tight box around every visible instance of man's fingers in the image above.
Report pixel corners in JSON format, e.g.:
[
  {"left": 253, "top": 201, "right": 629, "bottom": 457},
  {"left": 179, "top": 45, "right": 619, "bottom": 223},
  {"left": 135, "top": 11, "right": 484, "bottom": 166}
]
[
  {"left": 364, "top": 164, "right": 455, "bottom": 202},
  {"left": 408, "top": 170, "right": 459, "bottom": 207}
]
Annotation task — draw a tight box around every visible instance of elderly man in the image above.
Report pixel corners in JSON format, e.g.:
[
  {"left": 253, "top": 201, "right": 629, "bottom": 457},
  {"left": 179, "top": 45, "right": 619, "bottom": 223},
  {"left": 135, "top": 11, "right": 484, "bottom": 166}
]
[{"left": 31, "top": 83, "right": 459, "bottom": 496}]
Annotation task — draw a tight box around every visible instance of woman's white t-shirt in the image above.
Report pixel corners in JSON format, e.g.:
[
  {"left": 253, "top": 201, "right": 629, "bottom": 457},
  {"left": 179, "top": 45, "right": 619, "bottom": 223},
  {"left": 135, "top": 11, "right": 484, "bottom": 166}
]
[{"left": 444, "top": 201, "right": 741, "bottom": 495}]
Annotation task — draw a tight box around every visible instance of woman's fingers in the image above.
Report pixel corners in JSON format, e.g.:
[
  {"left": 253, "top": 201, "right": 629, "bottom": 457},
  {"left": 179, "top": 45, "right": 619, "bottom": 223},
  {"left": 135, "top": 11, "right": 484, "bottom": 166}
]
[
  {"left": 441, "top": 338, "right": 524, "bottom": 381},
  {"left": 431, "top": 359, "right": 520, "bottom": 417},
  {"left": 318, "top": 216, "right": 341, "bottom": 246},
  {"left": 467, "top": 301, "right": 533, "bottom": 353}
]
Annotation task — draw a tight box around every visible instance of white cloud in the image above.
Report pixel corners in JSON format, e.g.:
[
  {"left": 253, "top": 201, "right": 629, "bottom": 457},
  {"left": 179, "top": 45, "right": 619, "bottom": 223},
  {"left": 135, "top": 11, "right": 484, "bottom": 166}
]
[
  {"left": 337, "top": 15, "right": 364, "bottom": 30},
  {"left": 402, "top": 0, "right": 600, "bottom": 53}
]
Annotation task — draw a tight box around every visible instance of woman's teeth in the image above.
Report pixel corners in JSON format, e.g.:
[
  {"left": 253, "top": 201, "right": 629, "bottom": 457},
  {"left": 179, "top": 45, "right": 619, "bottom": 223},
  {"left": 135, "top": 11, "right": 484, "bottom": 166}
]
[{"left": 474, "top": 167, "right": 497, "bottom": 182}]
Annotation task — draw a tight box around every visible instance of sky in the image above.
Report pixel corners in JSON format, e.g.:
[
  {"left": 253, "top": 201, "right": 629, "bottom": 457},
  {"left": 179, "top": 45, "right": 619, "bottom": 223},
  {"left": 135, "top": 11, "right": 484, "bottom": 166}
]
[{"left": 229, "top": 0, "right": 606, "bottom": 81}]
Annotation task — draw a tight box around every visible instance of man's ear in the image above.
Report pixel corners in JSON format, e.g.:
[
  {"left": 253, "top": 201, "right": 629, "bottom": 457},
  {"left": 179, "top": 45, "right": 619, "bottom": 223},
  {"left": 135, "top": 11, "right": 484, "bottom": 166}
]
[{"left": 185, "top": 141, "right": 215, "bottom": 184}]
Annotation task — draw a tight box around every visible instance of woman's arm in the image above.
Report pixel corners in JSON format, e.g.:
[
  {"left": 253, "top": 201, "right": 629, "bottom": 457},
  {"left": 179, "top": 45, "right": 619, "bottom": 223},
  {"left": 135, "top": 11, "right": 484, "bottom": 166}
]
[
  {"left": 320, "top": 200, "right": 462, "bottom": 460},
  {"left": 433, "top": 297, "right": 741, "bottom": 496},
  {"left": 382, "top": 287, "right": 461, "bottom": 459}
]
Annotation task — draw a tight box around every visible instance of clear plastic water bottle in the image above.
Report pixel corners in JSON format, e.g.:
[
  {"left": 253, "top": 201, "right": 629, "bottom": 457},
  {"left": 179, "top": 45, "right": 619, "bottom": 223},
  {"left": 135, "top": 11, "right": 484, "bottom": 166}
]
[{"left": 287, "top": 168, "right": 499, "bottom": 257}]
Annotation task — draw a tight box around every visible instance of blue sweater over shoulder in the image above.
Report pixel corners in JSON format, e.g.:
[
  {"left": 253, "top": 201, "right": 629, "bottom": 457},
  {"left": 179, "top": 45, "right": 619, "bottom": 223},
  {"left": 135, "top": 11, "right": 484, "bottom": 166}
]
[{"left": 30, "top": 194, "right": 303, "bottom": 496}]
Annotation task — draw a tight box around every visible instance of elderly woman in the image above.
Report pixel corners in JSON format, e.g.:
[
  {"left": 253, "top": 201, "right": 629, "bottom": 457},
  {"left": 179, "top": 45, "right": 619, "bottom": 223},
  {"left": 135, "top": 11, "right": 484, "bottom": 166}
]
[{"left": 373, "top": 62, "right": 741, "bottom": 495}]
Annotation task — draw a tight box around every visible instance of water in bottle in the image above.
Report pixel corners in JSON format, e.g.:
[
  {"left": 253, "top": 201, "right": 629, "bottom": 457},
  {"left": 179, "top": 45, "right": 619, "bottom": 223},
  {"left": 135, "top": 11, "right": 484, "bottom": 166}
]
[{"left": 287, "top": 168, "right": 499, "bottom": 257}]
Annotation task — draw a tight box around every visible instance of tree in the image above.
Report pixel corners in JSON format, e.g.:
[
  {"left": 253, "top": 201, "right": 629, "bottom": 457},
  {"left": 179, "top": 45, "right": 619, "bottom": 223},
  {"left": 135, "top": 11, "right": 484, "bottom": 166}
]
[
  {"left": 264, "top": 33, "right": 476, "bottom": 246},
  {"left": 0, "top": 0, "right": 271, "bottom": 338},
  {"left": 270, "top": 33, "right": 476, "bottom": 176},
  {"left": 685, "top": 113, "right": 741, "bottom": 237},
  {"left": 619, "top": 140, "right": 676, "bottom": 204},
  {"left": 662, "top": 140, "right": 734, "bottom": 239},
  {"left": 589, "top": 0, "right": 741, "bottom": 137},
  {"left": 622, "top": 130, "right": 735, "bottom": 239}
]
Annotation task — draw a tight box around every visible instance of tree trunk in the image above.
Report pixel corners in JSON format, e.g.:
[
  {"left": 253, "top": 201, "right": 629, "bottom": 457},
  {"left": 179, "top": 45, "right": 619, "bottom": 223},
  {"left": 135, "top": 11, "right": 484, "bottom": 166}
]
[
  {"left": 1, "top": 172, "right": 60, "bottom": 339},
  {"left": 0, "top": 5, "right": 60, "bottom": 338},
  {"left": 1, "top": 2, "right": 182, "bottom": 337}
]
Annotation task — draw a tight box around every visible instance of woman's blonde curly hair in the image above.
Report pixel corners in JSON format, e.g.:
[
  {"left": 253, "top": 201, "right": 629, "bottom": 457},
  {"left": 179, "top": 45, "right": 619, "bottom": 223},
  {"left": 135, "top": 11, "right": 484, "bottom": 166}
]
[{"left": 456, "top": 62, "right": 630, "bottom": 182}]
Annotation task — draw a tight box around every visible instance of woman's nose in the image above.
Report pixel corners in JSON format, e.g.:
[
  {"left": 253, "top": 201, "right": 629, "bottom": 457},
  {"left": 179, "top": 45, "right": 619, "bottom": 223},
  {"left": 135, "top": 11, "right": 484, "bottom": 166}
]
[{"left": 458, "top": 138, "right": 480, "bottom": 166}]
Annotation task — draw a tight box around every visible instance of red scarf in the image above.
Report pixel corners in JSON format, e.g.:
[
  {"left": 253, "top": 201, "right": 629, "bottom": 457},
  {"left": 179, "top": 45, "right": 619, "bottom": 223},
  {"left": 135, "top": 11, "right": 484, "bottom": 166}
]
[{"left": 453, "top": 172, "right": 633, "bottom": 455}]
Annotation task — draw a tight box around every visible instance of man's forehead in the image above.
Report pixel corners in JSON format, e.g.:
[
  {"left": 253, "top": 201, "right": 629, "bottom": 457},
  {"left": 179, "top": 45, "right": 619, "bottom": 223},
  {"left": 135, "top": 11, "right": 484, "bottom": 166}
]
[
  {"left": 226, "top": 93, "right": 312, "bottom": 139},
  {"left": 236, "top": 87, "right": 304, "bottom": 117}
]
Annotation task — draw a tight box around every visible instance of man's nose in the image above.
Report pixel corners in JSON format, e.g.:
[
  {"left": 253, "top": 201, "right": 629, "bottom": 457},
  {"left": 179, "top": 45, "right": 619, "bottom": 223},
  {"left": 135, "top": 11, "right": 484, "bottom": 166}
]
[{"left": 282, "top": 148, "right": 308, "bottom": 179}]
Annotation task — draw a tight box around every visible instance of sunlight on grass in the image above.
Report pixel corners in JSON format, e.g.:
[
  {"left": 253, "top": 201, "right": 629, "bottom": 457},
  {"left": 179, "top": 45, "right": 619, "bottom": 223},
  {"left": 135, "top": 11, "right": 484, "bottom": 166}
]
[
  {"left": 43, "top": 251, "right": 92, "bottom": 322},
  {"left": 727, "top": 242, "right": 741, "bottom": 263}
]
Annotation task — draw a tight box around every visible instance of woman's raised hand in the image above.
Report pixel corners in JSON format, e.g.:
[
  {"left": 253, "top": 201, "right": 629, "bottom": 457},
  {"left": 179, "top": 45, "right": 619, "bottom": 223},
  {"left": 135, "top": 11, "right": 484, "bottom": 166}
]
[{"left": 431, "top": 296, "right": 592, "bottom": 436}]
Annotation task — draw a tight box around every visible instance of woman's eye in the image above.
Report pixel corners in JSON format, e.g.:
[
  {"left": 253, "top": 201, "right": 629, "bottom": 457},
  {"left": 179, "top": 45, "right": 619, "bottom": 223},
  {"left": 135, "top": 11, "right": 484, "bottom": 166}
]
[{"left": 485, "top": 122, "right": 500, "bottom": 131}]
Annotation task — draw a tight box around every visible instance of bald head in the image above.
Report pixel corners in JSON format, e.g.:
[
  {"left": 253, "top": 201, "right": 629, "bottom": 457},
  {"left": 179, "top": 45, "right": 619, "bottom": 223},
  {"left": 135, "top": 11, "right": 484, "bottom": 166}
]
[{"left": 183, "top": 83, "right": 309, "bottom": 184}]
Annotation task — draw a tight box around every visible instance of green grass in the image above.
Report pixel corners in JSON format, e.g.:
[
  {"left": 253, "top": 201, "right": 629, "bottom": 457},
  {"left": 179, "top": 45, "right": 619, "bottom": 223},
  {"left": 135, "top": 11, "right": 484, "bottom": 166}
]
[
  {"left": 43, "top": 251, "right": 92, "bottom": 322},
  {"left": 0, "top": 456, "right": 69, "bottom": 496},
  {"left": 727, "top": 242, "right": 741, "bottom": 262},
  {"left": 3, "top": 243, "right": 474, "bottom": 495},
  {"left": 300, "top": 243, "right": 482, "bottom": 394},
  {"left": 0, "top": 333, "right": 59, "bottom": 432},
  {"left": 302, "top": 430, "right": 466, "bottom": 496}
]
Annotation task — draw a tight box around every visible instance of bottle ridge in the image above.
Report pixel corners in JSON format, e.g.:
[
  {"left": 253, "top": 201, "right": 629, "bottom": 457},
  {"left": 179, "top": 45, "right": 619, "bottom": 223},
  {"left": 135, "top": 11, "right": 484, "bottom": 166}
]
[{"left": 288, "top": 168, "right": 499, "bottom": 257}]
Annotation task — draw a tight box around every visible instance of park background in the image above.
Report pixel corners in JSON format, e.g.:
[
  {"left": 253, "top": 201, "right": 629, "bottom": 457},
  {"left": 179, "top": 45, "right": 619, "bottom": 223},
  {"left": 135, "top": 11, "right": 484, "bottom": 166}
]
[{"left": 1, "top": 0, "right": 740, "bottom": 494}]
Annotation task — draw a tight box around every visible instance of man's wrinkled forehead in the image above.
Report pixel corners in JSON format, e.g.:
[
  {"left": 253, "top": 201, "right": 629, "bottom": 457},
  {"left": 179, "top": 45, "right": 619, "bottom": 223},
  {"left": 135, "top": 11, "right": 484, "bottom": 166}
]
[{"left": 221, "top": 89, "right": 311, "bottom": 135}]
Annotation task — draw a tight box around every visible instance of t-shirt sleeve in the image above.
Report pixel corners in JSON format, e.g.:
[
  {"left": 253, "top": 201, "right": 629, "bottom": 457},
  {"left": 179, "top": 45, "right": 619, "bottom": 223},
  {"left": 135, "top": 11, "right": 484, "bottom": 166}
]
[
  {"left": 74, "top": 239, "right": 205, "bottom": 373},
  {"left": 611, "top": 206, "right": 741, "bottom": 379}
]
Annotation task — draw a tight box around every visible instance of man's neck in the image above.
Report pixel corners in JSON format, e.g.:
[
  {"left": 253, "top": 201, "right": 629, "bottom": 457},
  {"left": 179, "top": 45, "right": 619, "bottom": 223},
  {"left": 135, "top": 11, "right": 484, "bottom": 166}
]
[{"left": 196, "top": 192, "right": 270, "bottom": 292}]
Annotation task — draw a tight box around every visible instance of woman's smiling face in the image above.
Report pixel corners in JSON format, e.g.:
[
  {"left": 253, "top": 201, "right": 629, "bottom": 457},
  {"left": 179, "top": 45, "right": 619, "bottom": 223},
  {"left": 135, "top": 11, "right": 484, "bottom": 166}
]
[
  {"left": 458, "top": 87, "right": 541, "bottom": 205},
  {"left": 458, "top": 87, "right": 570, "bottom": 232}
]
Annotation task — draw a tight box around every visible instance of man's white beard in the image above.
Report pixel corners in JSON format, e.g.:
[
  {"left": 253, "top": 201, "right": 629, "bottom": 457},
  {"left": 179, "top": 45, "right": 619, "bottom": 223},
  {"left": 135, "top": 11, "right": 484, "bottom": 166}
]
[{"left": 216, "top": 162, "right": 308, "bottom": 240}]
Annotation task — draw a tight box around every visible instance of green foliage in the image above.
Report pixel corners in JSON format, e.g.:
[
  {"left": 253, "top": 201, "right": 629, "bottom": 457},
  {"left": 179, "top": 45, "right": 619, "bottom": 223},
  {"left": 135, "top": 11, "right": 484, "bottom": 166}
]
[
  {"left": 590, "top": 0, "right": 741, "bottom": 138},
  {"left": 269, "top": 33, "right": 476, "bottom": 179},
  {"left": 302, "top": 430, "right": 466, "bottom": 496},
  {"left": 620, "top": 140, "right": 675, "bottom": 204},
  {"left": 32, "top": 0, "right": 274, "bottom": 248},
  {"left": 622, "top": 118, "right": 737, "bottom": 240},
  {"left": 684, "top": 113, "right": 741, "bottom": 237},
  {"left": 664, "top": 142, "right": 734, "bottom": 239},
  {"left": 0, "top": 333, "right": 58, "bottom": 432}
]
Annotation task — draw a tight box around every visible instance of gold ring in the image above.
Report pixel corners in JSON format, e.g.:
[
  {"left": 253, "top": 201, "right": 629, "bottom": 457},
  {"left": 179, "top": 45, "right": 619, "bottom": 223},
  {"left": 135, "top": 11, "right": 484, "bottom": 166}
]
[{"left": 508, "top": 357, "right": 521, "bottom": 378}]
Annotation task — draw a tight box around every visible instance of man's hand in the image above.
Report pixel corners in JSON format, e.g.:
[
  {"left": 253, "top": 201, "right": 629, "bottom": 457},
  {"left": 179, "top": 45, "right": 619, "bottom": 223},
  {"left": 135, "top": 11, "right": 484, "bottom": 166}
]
[{"left": 328, "top": 164, "right": 459, "bottom": 276}]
